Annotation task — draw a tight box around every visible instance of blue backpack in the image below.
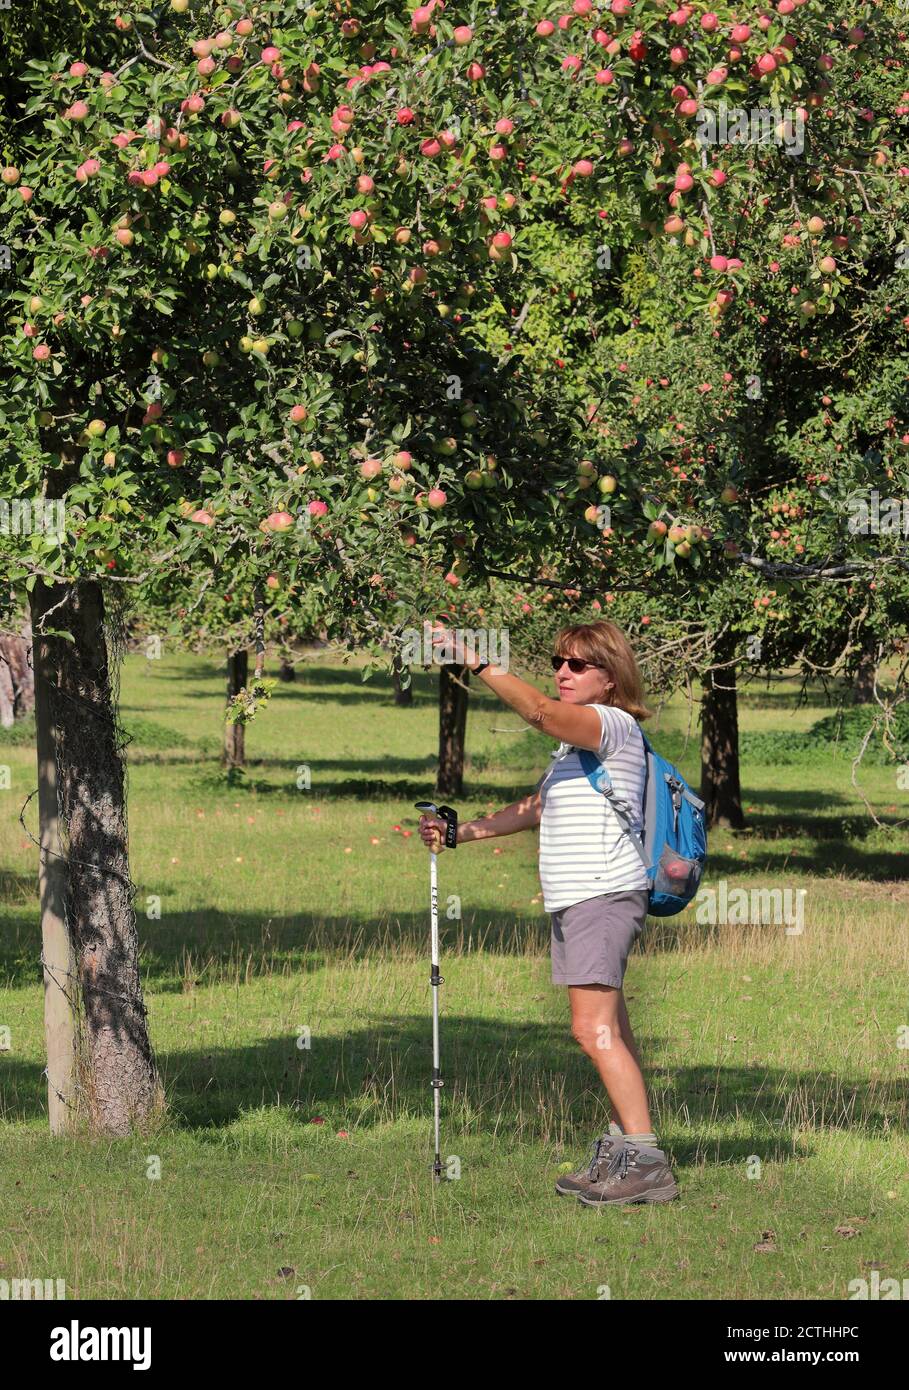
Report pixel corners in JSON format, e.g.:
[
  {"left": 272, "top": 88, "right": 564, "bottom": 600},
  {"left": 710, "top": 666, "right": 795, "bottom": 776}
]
[{"left": 576, "top": 727, "right": 707, "bottom": 917}]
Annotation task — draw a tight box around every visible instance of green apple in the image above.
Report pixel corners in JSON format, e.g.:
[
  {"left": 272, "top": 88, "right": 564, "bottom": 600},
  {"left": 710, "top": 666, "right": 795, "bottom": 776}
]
[
  {"left": 248, "top": 295, "right": 265, "bottom": 315},
  {"left": 287, "top": 319, "right": 305, "bottom": 338}
]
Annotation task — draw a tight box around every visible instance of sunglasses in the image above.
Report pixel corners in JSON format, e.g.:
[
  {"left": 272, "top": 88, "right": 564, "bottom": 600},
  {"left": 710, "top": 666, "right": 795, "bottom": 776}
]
[{"left": 551, "top": 654, "right": 601, "bottom": 674}]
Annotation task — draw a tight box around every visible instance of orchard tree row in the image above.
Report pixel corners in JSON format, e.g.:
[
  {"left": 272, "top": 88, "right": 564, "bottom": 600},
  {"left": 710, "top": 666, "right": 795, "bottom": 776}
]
[{"left": 1, "top": 0, "right": 907, "bottom": 1135}]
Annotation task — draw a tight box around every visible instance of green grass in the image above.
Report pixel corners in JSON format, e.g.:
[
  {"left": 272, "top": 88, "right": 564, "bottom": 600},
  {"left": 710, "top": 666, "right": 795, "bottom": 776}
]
[{"left": 0, "top": 652, "right": 907, "bottom": 1299}]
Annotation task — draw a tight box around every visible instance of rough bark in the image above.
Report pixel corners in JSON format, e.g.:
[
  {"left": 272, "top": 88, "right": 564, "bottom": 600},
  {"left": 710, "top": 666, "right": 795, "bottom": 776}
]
[
  {"left": 0, "top": 648, "right": 13, "bottom": 729},
  {"left": 0, "top": 625, "right": 34, "bottom": 724},
  {"left": 851, "top": 634, "right": 878, "bottom": 705},
  {"left": 13, "top": 623, "right": 35, "bottom": 716},
  {"left": 278, "top": 656, "right": 296, "bottom": 683},
  {"left": 437, "top": 664, "right": 470, "bottom": 798},
  {"left": 30, "top": 581, "right": 161, "bottom": 1136},
  {"left": 700, "top": 640, "right": 745, "bottom": 830},
  {"left": 224, "top": 649, "right": 248, "bottom": 769},
  {"left": 392, "top": 650, "right": 413, "bottom": 707}
]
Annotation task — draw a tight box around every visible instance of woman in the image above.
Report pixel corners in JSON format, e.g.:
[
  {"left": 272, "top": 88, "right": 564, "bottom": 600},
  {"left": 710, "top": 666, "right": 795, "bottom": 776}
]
[{"left": 419, "top": 620, "right": 679, "bottom": 1207}]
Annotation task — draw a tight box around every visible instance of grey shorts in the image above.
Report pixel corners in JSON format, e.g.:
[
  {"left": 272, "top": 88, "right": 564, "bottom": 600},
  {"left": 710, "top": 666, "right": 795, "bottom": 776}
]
[{"left": 550, "top": 890, "right": 650, "bottom": 988}]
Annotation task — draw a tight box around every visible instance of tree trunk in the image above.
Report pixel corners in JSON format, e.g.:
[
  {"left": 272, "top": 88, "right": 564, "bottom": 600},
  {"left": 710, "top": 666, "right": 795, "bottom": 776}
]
[
  {"left": 30, "top": 581, "right": 161, "bottom": 1136},
  {"left": 700, "top": 639, "right": 745, "bottom": 830},
  {"left": 0, "top": 625, "right": 32, "bottom": 723},
  {"left": 437, "top": 664, "right": 470, "bottom": 798},
  {"left": 224, "top": 649, "right": 248, "bottom": 769},
  {"left": 12, "top": 622, "right": 35, "bottom": 716},
  {"left": 0, "top": 646, "right": 13, "bottom": 728},
  {"left": 278, "top": 656, "right": 295, "bottom": 683},
  {"left": 851, "top": 634, "right": 878, "bottom": 705},
  {"left": 392, "top": 650, "right": 413, "bottom": 707}
]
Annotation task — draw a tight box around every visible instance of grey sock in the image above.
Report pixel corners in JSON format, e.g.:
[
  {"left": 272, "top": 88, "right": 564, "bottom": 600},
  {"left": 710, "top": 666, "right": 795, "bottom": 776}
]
[{"left": 623, "top": 1131, "right": 663, "bottom": 1157}]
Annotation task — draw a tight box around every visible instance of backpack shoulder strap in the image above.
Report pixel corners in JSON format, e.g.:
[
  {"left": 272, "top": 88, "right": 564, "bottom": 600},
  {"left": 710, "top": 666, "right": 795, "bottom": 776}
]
[{"left": 576, "top": 747, "right": 649, "bottom": 869}]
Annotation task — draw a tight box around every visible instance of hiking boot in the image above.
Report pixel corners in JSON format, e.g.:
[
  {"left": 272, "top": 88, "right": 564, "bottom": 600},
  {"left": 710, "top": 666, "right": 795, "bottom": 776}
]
[
  {"left": 555, "top": 1129, "right": 623, "bottom": 1196},
  {"left": 575, "top": 1138, "right": 680, "bottom": 1206}
]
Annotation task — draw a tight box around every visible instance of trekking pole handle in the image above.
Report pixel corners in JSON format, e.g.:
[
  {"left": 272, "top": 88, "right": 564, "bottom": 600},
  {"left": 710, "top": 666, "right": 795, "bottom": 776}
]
[{"left": 414, "top": 801, "right": 459, "bottom": 850}]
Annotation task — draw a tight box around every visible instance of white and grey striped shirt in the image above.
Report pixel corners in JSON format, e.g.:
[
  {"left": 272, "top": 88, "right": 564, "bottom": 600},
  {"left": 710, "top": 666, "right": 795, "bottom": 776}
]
[{"left": 538, "top": 704, "right": 648, "bottom": 913}]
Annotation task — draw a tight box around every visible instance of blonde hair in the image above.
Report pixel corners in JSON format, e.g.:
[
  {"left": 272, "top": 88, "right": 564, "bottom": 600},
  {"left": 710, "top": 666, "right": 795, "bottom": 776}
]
[{"left": 554, "top": 621, "right": 652, "bottom": 721}]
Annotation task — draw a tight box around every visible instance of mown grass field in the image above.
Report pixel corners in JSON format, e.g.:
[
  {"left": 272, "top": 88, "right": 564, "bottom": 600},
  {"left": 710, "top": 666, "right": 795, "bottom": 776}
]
[{"left": 1, "top": 649, "right": 907, "bottom": 1299}]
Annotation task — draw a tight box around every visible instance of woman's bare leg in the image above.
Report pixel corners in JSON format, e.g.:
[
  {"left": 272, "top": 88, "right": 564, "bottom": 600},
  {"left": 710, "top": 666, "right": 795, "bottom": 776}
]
[{"left": 568, "top": 983, "right": 652, "bottom": 1135}]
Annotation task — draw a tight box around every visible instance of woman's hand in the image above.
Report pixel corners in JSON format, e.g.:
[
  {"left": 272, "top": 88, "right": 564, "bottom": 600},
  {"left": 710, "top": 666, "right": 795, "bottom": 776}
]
[
  {"left": 429, "top": 622, "right": 477, "bottom": 669},
  {"left": 418, "top": 813, "right": 448, "bottom": 853}
]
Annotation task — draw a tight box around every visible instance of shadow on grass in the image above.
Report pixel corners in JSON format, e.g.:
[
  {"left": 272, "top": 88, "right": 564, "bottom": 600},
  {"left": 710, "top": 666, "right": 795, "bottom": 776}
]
[
  {"left": 705, "top": 847, "right": 909, "bottom": 877},
  {"left": 1, "top": 882, "right": 904, "bottom": 1003},
  {"left": 2, "top": 1018, "right": 904, "bottom": 1164},
  {"left": 0, "top": 870, "right": 37, "bottom": 902},
  {"left": 135, "top": 662, "right": 450, "bottom": 707},
  {"left": 735, "top": 674, "right": 869, "bottom": 709},
  {"left": 178, "top": 764, "right": 544, "bottom": 803}
]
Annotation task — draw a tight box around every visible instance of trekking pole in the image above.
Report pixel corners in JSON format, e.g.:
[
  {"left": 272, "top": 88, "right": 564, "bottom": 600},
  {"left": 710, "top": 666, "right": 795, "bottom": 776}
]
[{"left": 414, "top": 800, "right": 458, "bottom": 1182}]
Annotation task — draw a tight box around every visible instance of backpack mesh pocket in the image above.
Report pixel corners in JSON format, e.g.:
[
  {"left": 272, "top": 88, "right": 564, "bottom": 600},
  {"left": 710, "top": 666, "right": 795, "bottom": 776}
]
[{"left": 654, "top": 845, "right": 702, "bottom": 898}]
